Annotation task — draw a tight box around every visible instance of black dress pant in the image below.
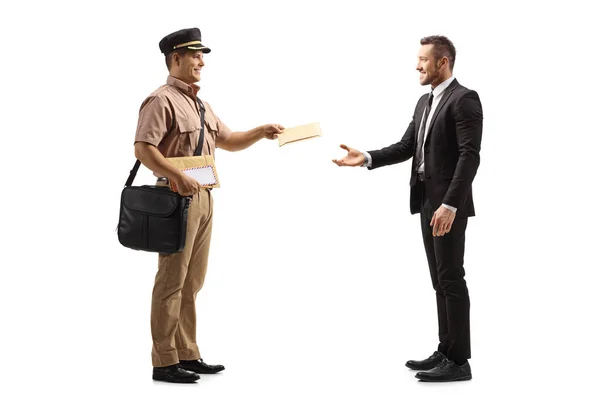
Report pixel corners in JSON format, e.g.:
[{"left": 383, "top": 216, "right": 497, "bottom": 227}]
[{"left": 417, "top": 180, "right": 471, "bottom": 363}]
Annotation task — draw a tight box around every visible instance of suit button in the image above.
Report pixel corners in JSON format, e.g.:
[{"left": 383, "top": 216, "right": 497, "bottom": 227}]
[
  {"left": 425, "top": 174, "right": 431, "bottom": 179},
  {"left": 424, "top": 148, "right": 430, "bottom": 154}
]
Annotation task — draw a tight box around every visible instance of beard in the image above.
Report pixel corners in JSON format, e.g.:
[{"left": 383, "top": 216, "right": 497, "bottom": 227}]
[{"left": 420, "top": 67, "right": 440, "bottom": 86}]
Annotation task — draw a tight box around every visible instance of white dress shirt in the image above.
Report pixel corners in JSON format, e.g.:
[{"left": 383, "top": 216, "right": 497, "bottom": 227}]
[
  {"left": 416, "top": 76, "right": 455, "bottom": 173},
  {"left": 362, "top": 76, "right": 458, "bottom": 213}
]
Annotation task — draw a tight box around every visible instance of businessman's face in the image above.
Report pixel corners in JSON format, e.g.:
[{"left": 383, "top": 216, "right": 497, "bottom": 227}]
[{"left": 416, "top": 44, "right": 441, "bottom": 86}]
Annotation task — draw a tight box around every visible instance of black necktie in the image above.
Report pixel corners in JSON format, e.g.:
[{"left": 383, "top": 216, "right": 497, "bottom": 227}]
[{"left": 415, "top": 92, "right": 434, "bottom": 172}]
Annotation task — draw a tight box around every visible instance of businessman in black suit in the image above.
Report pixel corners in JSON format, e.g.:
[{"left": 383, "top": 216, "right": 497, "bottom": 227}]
[{"left": 333, "top": 35, "right": 482, "bottom": 382}]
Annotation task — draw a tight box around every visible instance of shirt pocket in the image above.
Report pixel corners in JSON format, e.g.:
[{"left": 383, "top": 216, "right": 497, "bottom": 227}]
[
  {"left": 204, "top": 114, "right": 219, "bottom": 136},
  {"left": 177, "top": 118, "right": 201, "bottom": 155}
]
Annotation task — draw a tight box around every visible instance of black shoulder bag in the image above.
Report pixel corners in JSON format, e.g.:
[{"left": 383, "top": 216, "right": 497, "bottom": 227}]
[{"left": 117, "top": 99, "right": 206, "bottom": 254}]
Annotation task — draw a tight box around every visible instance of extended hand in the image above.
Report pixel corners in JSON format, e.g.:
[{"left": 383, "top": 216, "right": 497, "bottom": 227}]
[
  {"left": 263, "top": 124, "right": 285, "bottom": 140},
  {"left": 332, "top": 144, "right": 365, "bottom": 167},
  {"left": 430, "top": 206, "right": 456, "bottom": 236}
]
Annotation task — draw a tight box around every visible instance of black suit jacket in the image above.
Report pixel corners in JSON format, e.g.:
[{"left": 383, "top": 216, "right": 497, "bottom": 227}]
[{"left": 368, "top": 79, "right": 483, "bottom": 217}]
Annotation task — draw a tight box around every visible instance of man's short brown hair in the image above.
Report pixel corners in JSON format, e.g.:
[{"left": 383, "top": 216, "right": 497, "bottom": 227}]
[
  {"left": 420, "top": 35, "right": 456, "bottom": 71},
  {"left": 165, "top": 48, "right": 189, "bottom": 69}
]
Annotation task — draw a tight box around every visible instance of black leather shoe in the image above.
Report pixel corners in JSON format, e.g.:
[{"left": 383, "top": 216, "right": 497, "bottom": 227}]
[
  {"left": 180, "top": 358, "right": 225, "bottom": 374},
  {"left": 415, "top": 358, "right": 472, "bottom": 382},
  {"left": 152, "top": 364, "right": 200, "bottom": 383},
  {"left": 405, "top": 351, "right": 446, "bottom": 371}
]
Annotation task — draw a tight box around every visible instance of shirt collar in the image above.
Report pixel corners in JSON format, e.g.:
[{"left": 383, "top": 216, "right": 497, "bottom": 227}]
[
  {"left": 166, "top": 75, "right": 200, "bottom": 98},
  {"left": 432, "top": 76, "right": 455, "bottom": 98}
]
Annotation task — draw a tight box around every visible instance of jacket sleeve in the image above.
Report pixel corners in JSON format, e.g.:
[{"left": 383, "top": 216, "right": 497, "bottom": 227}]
[
  {"left": 367, "top": 100, "right": 421, "bottom": 170},
  {"left": 442, "top": 90, "right": 483, "bottom": 207}
]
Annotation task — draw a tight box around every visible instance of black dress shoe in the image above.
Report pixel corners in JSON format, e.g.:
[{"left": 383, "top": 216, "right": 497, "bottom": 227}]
[
  {"left": 180, "top": 358, "right": 225, "bottom": 374},
  {"left": 405, "top": 351, "right": 446, "bottom": 371},
  {"left": 152, "top": 364, "right": 200, "bottom": 383},
  {"left": 415, "top": 358, "right": 472, "bottom": 382}
]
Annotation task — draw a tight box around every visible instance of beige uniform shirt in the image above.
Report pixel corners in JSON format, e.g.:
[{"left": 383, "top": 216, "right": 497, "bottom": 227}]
[{"left": 134, "top": 76, "right": 232, "bottom": 158}]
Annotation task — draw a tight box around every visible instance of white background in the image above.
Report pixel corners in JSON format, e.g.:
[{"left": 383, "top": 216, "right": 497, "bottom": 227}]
[{"left": 1, "top": 0, "right": 599, "bottom": 398}]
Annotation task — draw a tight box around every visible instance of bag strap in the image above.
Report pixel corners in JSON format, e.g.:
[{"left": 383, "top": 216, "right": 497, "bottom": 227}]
[
  {"left": 125, "top": 97, "right": 207, "bottom": 187},
  {"left": 194, "top": 98, "right": 206, "bottom": 156}
]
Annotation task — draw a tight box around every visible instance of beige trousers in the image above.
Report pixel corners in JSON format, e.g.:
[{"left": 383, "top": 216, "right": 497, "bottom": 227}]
[{"left": 150, "top": 187, "right": 213, "bottom": 367}]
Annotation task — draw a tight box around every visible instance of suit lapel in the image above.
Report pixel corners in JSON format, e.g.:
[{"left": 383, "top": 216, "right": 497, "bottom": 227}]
[
  {"left": 425, "top": 79, "right": 459, "bottom": 145},
  {"left": 416, "top": 94, "right": 429, "bottom": 136}
]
